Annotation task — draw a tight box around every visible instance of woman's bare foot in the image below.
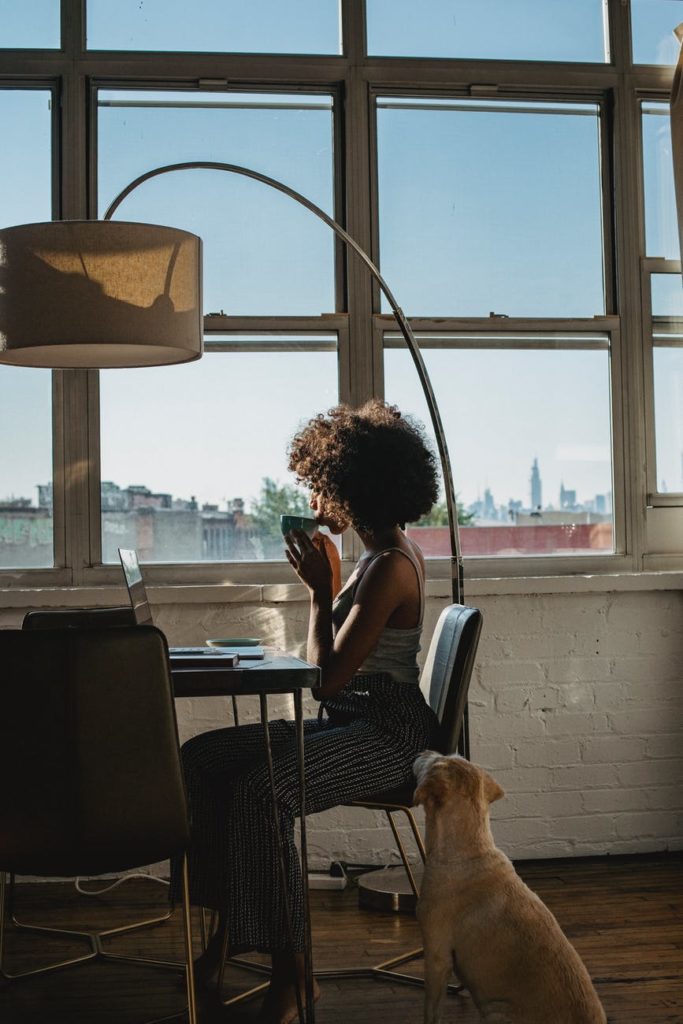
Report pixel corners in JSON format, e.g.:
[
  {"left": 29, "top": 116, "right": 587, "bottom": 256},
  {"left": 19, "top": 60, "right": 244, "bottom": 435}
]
[{"left": 258, "top": 953, "right": 320, "bottom": 1024}]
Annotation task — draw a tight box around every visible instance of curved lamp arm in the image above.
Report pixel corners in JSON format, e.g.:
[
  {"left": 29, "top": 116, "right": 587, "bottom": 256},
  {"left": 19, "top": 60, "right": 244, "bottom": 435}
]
[{"left": 104, "top": 161, "right": 463, "bottom": 605}]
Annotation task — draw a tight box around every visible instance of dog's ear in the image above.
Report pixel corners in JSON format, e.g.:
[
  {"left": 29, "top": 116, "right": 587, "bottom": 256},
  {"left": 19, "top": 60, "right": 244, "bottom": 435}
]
[
  {"left": 414, "top": 769, "right": 450, "bottom": 808},
  {"left": 482, "top": 771, "right": 505, "bottom": 804}
]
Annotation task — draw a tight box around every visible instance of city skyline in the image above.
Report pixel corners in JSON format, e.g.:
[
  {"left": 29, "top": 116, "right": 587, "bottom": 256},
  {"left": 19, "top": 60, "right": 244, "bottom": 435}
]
[{"left": 1, "top": 450, "right": 614, "bottom": 523}]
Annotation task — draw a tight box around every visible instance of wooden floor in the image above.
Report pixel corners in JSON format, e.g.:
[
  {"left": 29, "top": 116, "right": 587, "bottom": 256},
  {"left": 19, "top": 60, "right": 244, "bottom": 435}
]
[{"left": 1, "top": 853, "right": 681, "bottom": 1023}]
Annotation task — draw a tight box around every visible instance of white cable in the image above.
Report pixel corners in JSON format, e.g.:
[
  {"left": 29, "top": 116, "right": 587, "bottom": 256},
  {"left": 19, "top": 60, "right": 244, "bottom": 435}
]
[{"left": 75, "top": 872, "right": 170, "bottom": 896}]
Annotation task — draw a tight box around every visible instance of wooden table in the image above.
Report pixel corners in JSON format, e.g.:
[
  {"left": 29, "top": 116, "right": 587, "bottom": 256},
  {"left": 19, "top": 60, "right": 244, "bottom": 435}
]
[{"left": 170, "top": 649, "right": 319, "bottom": 1024}]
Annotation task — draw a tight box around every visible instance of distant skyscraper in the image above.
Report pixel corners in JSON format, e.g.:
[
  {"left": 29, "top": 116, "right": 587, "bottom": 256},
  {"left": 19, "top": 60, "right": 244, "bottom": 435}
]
[
  {"left": 530, "top": 457, "right": 542, "bottom": 510},
  {"left": 560, "top": 482, "right": 577, "bottom": 509}
]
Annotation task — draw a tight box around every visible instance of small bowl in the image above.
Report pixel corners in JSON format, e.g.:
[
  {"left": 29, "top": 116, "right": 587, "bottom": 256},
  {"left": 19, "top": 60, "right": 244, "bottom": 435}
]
[
  {"left": 280, "top": 514, "right": 319, "bottom": 538},
  {"left": 206, "top": 637, "right": 261, "bottom": 647}
]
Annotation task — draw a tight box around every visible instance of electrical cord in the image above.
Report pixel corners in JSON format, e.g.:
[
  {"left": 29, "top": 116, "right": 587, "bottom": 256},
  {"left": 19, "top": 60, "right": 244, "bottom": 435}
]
[{"left": 75, "top": 872, "right": 170, "bottom": 896}]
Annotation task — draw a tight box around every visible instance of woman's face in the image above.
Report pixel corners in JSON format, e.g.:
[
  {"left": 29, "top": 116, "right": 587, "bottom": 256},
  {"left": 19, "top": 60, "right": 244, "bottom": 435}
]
[{"left": 309, "top": 492, "right": 349, "bottom": 535}]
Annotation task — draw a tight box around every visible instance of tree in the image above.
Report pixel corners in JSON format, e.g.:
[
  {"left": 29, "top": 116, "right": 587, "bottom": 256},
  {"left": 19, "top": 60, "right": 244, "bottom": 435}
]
[
  {"left": 248, "top": 477, "right": 311, "bottom": 558},
  {"left": 417, "top": 498, "right": 475, "bottom": 527}
]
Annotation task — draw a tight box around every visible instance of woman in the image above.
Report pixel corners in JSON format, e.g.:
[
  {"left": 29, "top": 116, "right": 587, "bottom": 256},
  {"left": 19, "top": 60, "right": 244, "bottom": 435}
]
[{"left": 180, "top": 400, "right": 440, "bottom": 1023}]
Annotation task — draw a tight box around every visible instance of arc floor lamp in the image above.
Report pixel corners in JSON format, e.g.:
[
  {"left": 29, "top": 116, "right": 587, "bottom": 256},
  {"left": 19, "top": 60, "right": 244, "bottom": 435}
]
[
  {"left": 0, "top": 163, "right": 470, "bottom": 1022},
  {"left": 102, "top": 160, "right": 465, "bottom": 612}
]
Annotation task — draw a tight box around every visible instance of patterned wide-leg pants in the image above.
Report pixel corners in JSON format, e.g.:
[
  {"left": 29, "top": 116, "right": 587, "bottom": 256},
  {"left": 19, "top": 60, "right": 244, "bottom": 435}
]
[{"left": 174, "top": 675, "right": 438, "bottom": 953}]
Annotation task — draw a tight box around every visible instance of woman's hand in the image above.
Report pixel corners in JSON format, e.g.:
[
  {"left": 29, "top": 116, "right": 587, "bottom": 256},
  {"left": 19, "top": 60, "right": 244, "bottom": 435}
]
[{"left": 284, "top": 530, "right": 332, "bottom": 598}]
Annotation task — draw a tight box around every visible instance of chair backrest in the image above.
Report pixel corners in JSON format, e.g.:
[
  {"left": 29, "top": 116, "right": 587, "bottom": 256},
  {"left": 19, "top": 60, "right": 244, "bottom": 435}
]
[
  {"left": 23, "top": 606, "right": 135, "bottom": 630},
  {"left": 419, "top": 603, "right": 483, "bottom": 755},
  {"left": 0, "top": 625, "right": 188, "bottom": 879}
]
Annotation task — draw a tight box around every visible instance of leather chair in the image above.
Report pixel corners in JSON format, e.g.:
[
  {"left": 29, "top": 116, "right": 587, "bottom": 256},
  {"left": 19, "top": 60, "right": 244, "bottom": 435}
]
[
  {"left": 22, "top": 606, "right": 135, "bottom": 630},
  {"left": 0, "top": 625, "right": 197, "bottom": 1024},
  {"left": 20, "top": 606, "right": 176, "bottom": 946}
]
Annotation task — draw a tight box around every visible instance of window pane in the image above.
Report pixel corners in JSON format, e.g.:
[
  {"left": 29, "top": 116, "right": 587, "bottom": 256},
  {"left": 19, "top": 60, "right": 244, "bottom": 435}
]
[
  {"left": 0, "top": 369, "right": 53, "bottom": 567},
  {"left": 631, "top": 0, "right": 682, "bottom": 65},
  {"left": 367, "top": 0, "right": 607, "bottom": 62},
  {"left": 87, "top": 0, "right": 340, "bottom": 53},
  {"left": 385, "top": 340, "right": 614, "bottom": 557},
  {"left": 0, "top": 91, "right": 52, "bottom": 226},
  {"left": 99, "top": 338, "right": 338, "bottom": 562},
  {"left": 653, "top": 346, "right": 683, "bottom": 491},
  {"left": 97, "top": 91, "right": 335, "bottom": 316},
  {"left": 0, "top": 0, "right": 60, "bottom": 48},
  {"left": 642, "top": 102, "right": 680, "bottom": 260},
  {"left": 652, "top": 273, "right": 683, "bottom": 316},
  {"left": 0, "top": 89, "right": 53, "bottom": 568},
  {"left": 377, "top": 99, "right": 605, "bottom": 317}
]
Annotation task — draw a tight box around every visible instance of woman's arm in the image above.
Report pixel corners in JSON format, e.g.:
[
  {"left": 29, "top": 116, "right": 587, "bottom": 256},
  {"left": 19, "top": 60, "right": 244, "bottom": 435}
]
[{"left": 284, "top": 530, "right": 417, "bottom": 699}]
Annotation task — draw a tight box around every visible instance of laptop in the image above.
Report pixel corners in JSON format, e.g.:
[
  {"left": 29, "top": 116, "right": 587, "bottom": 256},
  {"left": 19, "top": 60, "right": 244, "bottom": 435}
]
[{"left": 117, "top": 548, "right": 264, "bottom": 666}]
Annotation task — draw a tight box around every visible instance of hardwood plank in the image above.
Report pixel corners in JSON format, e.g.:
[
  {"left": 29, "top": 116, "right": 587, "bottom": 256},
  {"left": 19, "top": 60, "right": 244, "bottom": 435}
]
[{"left": 1, "top": 853, "right": 681, "bottom": 1023}]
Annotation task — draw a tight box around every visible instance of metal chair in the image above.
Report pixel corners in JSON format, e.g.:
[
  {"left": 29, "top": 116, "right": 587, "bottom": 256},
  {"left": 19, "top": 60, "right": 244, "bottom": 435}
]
[
  {"left": 330, "top": 603, "right": 483, "bottom": 989},
  {"left": 0, "top": 625, "right": 197, "bottom": 1024}
]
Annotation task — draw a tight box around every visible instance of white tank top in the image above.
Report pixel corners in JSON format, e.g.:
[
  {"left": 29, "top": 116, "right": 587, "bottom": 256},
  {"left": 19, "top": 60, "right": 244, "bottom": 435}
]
[{"left": 331, "top": 543, "right": 425, "bottom": 686}]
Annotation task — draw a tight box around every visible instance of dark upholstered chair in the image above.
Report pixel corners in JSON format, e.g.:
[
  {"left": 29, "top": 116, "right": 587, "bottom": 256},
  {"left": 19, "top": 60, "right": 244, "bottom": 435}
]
[
  {"left": 0, "top": 625, "right": 197, "bottom": 1024},
  {"left": 22, "top": 606, "right": 135, "bottom": 630},
  {"left": 21, "top": 606, "right": 175, "bottom": 944}
]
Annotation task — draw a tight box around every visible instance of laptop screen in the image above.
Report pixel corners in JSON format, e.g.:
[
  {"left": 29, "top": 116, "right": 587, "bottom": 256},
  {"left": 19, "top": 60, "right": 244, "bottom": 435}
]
[{"left": 118, "top": 548, "right": 154, "bottom": 626}]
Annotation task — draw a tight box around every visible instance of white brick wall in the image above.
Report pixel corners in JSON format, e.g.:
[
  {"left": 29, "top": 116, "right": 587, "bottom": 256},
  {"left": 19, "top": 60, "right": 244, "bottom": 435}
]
[
  {"left": 469, "top": 589, "right": 683, "bottom": 860},
  {"left": 2, "top": 585, "right": 682, "bottom": 867}
]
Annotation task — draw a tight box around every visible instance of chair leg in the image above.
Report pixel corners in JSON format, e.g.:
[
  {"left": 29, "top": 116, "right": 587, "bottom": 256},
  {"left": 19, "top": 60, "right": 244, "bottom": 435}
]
[
  {"left": 8, "top": 867, "right": 177, "bottom": 973},
  {"left": 315, "top": 809, "right": 463, "bottom": 995},
  {"left": 180, "top": 855, "right": 198, "bottom": 1024},
  {"left": 0, "top": 871, "right": 97, "bottom": 980}
]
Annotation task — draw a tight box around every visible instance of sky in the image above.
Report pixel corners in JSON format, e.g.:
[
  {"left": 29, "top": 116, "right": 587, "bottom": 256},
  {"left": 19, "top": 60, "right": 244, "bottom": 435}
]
[{"left": 1, "top": 1, "right": 682, "bottom": 530}]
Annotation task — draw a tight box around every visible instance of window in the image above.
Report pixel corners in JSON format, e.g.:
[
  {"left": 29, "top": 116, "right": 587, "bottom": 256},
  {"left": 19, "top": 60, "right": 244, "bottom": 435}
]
[
  {"left": 384, "top": 334, "right": 614, "bottom": 558},
  {"left": 87, "top": 0, "right": 341, "bottom": 54},
  {"left": 377, "top": 94, "right": 613, "bottom": 560},
  {"left": 99, "top": 335, "right": 339, "bottom": 562},
  {"left": 631, "top": 0, "right": 682, "bottom": 65},
  {"left": 0, "top": 0, "right": 60, "bottom": 48},
  {"left": 651, "top": 281, "right": 683, "bottom": 494},
  {"left": 640, "top": 100, "right": 683, "bottom": 509},
  {"left": 0, "top": 89, "right": 54, "bottom": 569},
  {"left": 376, "top": 99, "right": 605, "bottom": 317},
  {"left": 366, "top": 0, "right": 608, "bottom": 63},
  {"left": 0, "top": 1, "right": 681, "bottom": 583},
  {"left": 642, "top": 102, "right": 680, "bottom": 261},
  {"left": 96, "top": 89, "right": 339, "bottom": 564},
  {"left": 97, "top": 91, "right": 336, "bottom": 316}
]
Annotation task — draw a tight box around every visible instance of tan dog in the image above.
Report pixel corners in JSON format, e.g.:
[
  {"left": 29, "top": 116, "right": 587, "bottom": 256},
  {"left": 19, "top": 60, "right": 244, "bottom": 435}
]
[{"left": 413, "top": 751, "right": 606, "bottom": 1024}]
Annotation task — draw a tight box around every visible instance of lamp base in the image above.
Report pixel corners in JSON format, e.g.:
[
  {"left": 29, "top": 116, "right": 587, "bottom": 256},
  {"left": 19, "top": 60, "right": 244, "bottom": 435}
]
[{"left": 357, "top": 864, "right": 424, "bottom": 914}]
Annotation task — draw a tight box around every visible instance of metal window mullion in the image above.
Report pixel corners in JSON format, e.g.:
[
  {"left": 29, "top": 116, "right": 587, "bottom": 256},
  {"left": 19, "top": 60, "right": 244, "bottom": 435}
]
[
  {"left": 60, "top": 369, "right": 96, "bottom": 584},
  {"left": 342, "top": 2, "right": 372, "bottom": 564},
  {"left": 344, "top": 53, "right": 375, "bottom": 410},
  {"left": 382, "top": 337, "right": 611, "bottom": 352},
  {"left": 613, "top": 77, "right": 648, "bottom": 570},
  {"left": 608, "top": 321, "right": 628, "bottom": 556},
  {"left": 62, "top": 0, "right": 86, "bottom": 57},
  {"left": 51, "top": 371, "right": 67, "bottom": 572},
  {"left": 59, "top": 20, "right": 94, "bottom": 582},
  {"left": 202, "top": 316, "right": 349, "bottom": 331}
]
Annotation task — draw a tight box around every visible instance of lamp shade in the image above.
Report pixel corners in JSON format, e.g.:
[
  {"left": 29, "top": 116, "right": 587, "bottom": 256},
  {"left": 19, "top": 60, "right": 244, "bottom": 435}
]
[{"left": 0, "top": 220, "right": 203, "bottom": 368}]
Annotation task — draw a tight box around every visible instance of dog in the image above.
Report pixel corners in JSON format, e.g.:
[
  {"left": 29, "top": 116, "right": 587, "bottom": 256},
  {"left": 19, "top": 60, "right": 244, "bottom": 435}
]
[{"left": 413, "top": 751, "right": 607, "bottom": 1024}]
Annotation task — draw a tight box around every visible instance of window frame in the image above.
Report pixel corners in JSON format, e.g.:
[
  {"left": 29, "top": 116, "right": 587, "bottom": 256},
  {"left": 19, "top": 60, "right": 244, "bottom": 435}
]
[{"left": 0, "top": 0, "right": 681, "bottom": 588}]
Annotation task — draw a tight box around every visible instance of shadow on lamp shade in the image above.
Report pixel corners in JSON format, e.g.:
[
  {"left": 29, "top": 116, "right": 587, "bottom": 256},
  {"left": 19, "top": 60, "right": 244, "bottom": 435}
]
[{"left": 0, "top": 220, "right": 203, "bottom": 368}]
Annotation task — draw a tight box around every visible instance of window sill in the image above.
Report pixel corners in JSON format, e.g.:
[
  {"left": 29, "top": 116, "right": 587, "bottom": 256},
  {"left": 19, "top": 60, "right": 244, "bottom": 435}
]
[{"left": 1, "top": 569, "right": 682, "bottom": 610}]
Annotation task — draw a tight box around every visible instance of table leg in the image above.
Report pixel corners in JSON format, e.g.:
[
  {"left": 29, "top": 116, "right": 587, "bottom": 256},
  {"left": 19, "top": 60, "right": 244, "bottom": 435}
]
[
  {"left": 294, "top": 687, "right": 315, "bottom": 1024},
  {"left": 259, "top": 693, "right": 306, "bottom": 1024}
]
